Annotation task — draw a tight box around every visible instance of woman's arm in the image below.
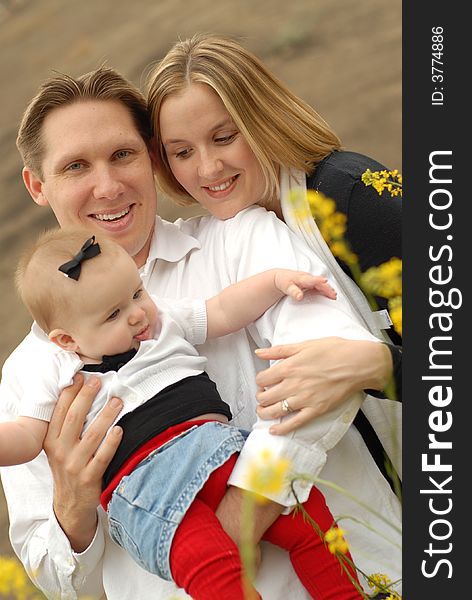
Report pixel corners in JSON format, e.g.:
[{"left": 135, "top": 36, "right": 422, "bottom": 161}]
[
  {"left": 0, "top": 416, "right": 47, "bottom": 465},
  {"left": 205, "top": 269, "right": 336, "bottom": 338},
  {"left": 222, "top": 208, "right": 387, "bottom": 505},
  {"left": 254, "top": 337, "right": 395, "bottom": 434}
]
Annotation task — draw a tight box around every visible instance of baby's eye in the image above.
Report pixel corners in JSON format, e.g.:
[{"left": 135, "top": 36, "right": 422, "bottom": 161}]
[
  {"left": 107, "top": 309, "right": 120, "bottom": 321},
  {"left": 133, "top": 289, "right": 143, "bottom": 300}
]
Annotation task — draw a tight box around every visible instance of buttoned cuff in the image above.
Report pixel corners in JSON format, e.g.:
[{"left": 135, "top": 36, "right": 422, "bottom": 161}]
[
  {"left": 228, "top": 424, "right": 326, "bottom": 508},
  {"left": 228, "top": 393, "right": 363, "bottom": 508},
  {"left": 47, "top": 509, "right": 105, "bottom": 594}
]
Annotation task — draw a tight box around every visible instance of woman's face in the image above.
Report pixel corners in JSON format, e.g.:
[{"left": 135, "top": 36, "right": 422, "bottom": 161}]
[{"left": 159, "top": 83, "right": 266, "bottom": 220}]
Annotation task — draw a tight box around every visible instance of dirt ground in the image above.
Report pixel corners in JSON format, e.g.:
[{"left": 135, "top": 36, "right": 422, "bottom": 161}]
[{"left": 0, "top": 0, "right": 401, "bottom": 568}]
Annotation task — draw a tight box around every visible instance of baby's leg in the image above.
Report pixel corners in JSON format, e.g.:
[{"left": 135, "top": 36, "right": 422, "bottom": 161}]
[
  {"left": 262, "top": 486, "right": 363, "bottom": 600},
  {"left": 169, "top": 453, "right": 261, "bottom": 600}
]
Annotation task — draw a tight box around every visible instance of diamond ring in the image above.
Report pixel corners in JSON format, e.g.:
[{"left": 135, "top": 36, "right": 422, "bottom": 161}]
[{"left": 281, "top": 399, "right": 293, "bottom": 413}]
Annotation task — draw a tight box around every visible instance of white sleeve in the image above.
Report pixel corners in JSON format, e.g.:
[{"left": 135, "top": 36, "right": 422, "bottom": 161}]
[
  {"left": 153, "top": 296, "right": 208, "bottom": 345},
  {"left": 223, "top": 208, "right": 380, "bottom": 506},
  {"left": 0, "top": 338, "right": 105, "bottom": 599},
  {"left": 0, "top": 452, "right": 106, "bottom": 600},
  {"left": 1, "top": 330, "right": 78, "bottom": 423}
]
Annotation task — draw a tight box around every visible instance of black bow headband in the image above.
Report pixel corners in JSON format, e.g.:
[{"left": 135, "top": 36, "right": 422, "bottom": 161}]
[{"left": 58, "top": 236, "right": 101, "bottom": 281}]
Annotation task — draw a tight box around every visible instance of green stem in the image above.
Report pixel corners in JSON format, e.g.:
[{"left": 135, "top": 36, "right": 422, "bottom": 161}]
[{"left": 290, "top": 479, "right": 401, "bottom": 534}]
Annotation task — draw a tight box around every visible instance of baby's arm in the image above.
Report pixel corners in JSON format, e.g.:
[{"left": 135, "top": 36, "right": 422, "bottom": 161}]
[
  {"left": 206, "top": 268, "right": 336, "bottom": 339},
  {"left": 0, "top": 416, "right": 47, "bottom": 466}
]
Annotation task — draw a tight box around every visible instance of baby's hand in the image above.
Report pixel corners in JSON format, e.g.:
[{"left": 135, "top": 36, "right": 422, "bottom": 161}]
[{"left": 274, "top": 270, "right": 337, "bottom": 301}]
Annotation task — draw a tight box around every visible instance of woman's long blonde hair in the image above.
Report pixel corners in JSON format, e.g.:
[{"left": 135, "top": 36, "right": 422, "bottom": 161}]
[{"left": 146, "top": 33, "right": 341, "bottom": 206}]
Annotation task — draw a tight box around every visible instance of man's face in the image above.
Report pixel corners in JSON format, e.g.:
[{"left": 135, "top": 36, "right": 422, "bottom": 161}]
[{"left": 24, "top": 100, "right": 158, "bottom": 267}]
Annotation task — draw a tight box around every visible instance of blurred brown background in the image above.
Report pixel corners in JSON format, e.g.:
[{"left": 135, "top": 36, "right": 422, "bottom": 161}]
[{"left": 0, "top": 0, "right": 401, "bottom": 565}]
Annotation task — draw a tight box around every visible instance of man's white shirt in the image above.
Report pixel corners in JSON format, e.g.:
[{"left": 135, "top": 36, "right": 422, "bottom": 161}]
[{"left": 0, "top": 207, "right": 401, "bottom": 599}]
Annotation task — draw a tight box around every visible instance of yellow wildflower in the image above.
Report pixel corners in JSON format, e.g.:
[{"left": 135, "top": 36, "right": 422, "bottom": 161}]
[
  {"left": 361, "top": 258, "right": 402, "bottom": 298},
  {"left": 245, "top": 449, "right": 291, "bottom": 503},
  {"left": 329, "top": 240, "right": 358, "bottom": 266},
  {"left": 306, "top": 190, "right": 336, "bottom": 219},
  {"left": 320, "top": 212, "right": 347, "bottom": 242},
  {"left": 361, "top": 168, "right": 403, "bottom": 198},
  {"left": 324, "top": 527, "right": 349, "bottom": 555},
  {"left": 0, "top": 555, "right": 46, "bottom": 599},
  {"left": 368, "top": 572, "right": 392, "bottom": 591}
]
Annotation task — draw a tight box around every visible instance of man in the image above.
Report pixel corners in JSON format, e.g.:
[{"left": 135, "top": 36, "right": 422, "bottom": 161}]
[{"left": 0, "top": 66, "right": 401, "bottom": 599}]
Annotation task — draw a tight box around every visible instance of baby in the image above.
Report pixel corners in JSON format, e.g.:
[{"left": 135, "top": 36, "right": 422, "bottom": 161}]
[{"left": 1, "top": 228, "right": 364, "bottom": 600}]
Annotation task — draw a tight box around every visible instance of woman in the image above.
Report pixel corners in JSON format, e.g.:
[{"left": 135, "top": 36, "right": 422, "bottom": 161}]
[{"left": 146, "top": 33, "right": 402, "bottom": 486}]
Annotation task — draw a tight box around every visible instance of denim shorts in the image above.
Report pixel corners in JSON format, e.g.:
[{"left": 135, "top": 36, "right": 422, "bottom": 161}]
[{"left": 108, "top": 421, "right": 247, "bottom": 581}]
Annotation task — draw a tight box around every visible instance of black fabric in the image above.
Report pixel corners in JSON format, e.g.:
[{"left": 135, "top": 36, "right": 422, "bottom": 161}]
[
  {"left": 102, "top": 372, "right": 231, "bottom": 488},
  {"left": 82, "top": 349, "right": 138, "bottom": 373},
  {"left": 352, "top": 410, "right": 401, "bottom": 494},
  {"left": 307, "top": 150, "right": 402, "bottom": 348},
  {"left": 308, "top": 150, "right": 402, "bottom": 492}
]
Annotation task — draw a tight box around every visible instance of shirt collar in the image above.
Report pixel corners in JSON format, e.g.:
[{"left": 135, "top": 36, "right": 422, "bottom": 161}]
[{"left": 140, "top": 216, "right": 201, "bottom": 279}]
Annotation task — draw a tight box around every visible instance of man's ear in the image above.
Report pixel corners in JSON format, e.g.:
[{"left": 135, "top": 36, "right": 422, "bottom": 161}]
[
  {"left": 22, "top": 167, "right": 48, "bottom": 206},
  {"left": 48, "top": 329, "right": 79, "bottom": 352}
]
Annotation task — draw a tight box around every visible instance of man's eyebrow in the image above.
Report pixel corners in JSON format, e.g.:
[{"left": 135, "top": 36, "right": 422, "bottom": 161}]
[
  {"left": 51, "top": 137, "right": 145, "bottom": 169},
  {"left": 163, "top": 118, "right": 235, "bottom": 146}
]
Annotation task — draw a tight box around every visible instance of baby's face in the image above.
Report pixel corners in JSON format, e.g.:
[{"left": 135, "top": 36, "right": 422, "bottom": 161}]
[{"left": 68, "top": 251, "right": 159, "bottom": 363}]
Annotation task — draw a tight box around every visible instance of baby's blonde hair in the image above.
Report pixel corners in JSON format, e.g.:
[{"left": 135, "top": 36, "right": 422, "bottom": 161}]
[{"left": 16, "top": 228, "right": 123, "bottom": 333}]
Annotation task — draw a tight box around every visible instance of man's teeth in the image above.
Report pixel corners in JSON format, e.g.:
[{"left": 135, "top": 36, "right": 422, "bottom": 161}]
[
  {"left": 208, "top": 178, "right": 235, "bottom": 192},
  {"left": 94, "top": 207, "right": 130, "bottom": 221}
]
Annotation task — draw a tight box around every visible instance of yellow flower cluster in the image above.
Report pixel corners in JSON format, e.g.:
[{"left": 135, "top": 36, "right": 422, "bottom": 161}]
[
  {"left": 361, "top": 258, "right": 402, "bottom": 299},
  {"left": 305, "top": 190, "right": 358, "bottom": 266},
  {"left": 324, "top": 526, "right": 349, "bottom": 555},
  {"left": 245, "top": 448, "right": 291, "bottom": 503},
  {"left": 361, "top": 258, "right": 402, "bottom": 336},
  {"left": 367, "top": 572, "right": 401, "bottom": 599},
  {"left": 0, "top": 556, "right": 45, "bottom": 600},
  {"left": 361, "top": 169, "right": 402, "bottom": 197}
]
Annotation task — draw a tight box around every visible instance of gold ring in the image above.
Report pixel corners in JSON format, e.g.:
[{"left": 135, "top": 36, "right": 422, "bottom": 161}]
[{"left": 281, "top": 399, "right": 292, "bottom": 413}]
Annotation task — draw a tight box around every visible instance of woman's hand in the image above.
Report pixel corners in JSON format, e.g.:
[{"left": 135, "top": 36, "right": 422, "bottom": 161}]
[
  {"left": 255, "top": 337, "right": 393, "bottom": 435},
  {"left": 274, "top": 271, "right": 337, "bottom": 302},
  {"left": 43, "top": 374, "right": 124, "bottom": 552}
]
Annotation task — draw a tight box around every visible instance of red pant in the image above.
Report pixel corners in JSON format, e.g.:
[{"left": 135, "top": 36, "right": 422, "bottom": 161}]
[{"left": 170, "top": 453, "right": 362, "bottom": 600}]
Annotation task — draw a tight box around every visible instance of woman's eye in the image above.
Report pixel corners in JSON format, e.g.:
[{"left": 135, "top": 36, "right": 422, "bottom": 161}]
[
  {"left": 215, "top": 133, "right": 237, "bottom": 144},
  {"left": 107, "top": 309, "right": 120, "bottom": 321}
]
